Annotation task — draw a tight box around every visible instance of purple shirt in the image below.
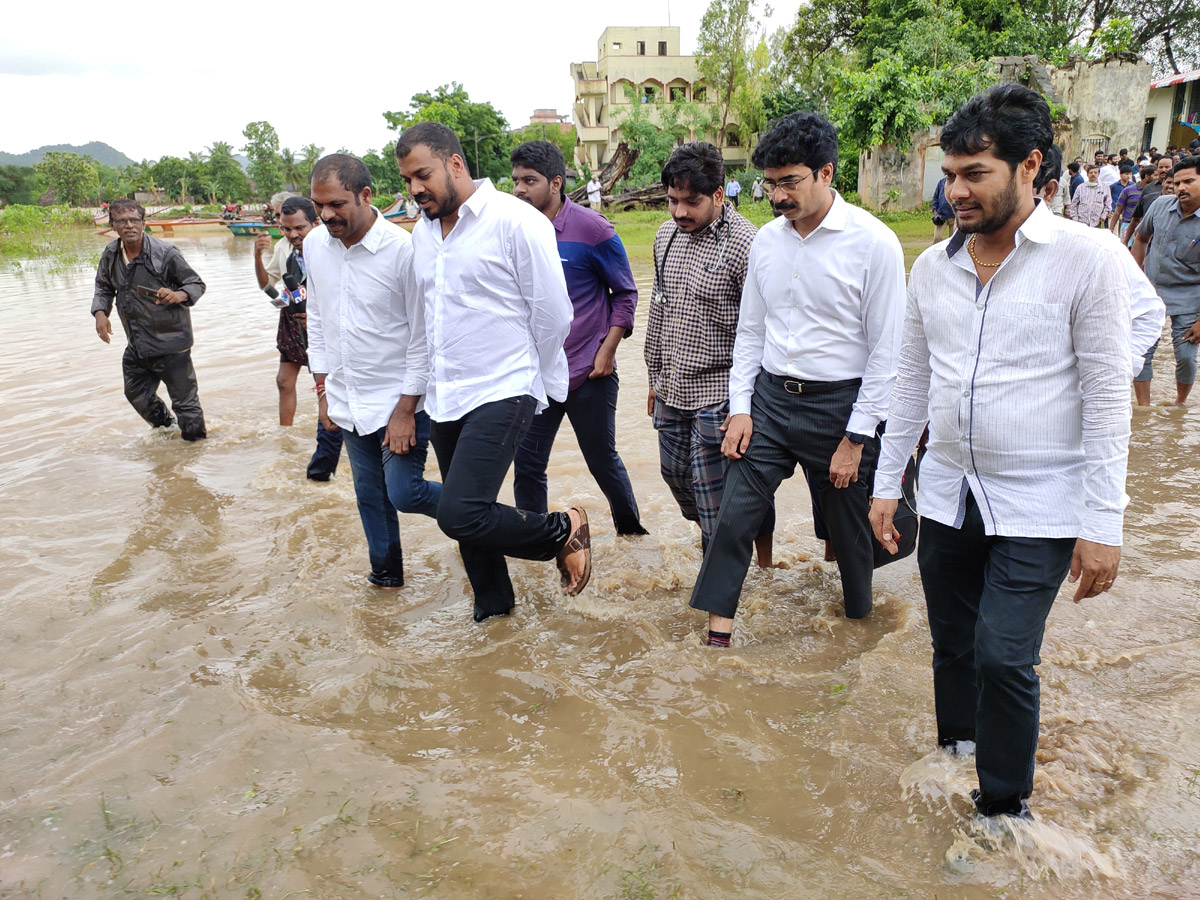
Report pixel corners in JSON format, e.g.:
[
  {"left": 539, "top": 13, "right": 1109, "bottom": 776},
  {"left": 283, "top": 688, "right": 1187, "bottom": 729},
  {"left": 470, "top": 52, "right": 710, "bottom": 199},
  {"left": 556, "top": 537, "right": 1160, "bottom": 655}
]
[{"left": 551, "top": 198, "right": 639, "bottom": 390}]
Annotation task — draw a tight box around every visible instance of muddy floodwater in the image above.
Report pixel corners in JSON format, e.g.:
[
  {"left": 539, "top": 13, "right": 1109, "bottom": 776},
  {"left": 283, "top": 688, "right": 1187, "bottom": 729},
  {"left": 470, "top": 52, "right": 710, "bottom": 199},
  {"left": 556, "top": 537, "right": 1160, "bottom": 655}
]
[{"left": 2, "top": 227, "right": 1198, "bottom": 899}]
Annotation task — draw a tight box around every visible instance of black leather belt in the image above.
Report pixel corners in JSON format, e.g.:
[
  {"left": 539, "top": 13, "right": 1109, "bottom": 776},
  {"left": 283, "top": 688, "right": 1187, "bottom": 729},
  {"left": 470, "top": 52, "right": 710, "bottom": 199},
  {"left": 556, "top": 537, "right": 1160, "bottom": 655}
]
[{"left": 760, "top": 370, "right": 862, "bottom": 395}]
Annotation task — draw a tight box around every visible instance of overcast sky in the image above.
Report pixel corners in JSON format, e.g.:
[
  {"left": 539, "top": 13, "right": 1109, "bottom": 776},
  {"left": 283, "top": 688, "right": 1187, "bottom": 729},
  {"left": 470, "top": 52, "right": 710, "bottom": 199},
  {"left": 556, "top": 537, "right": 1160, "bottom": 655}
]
[{"left": 2, "top": 0, "right": 800, "bottom": 163}]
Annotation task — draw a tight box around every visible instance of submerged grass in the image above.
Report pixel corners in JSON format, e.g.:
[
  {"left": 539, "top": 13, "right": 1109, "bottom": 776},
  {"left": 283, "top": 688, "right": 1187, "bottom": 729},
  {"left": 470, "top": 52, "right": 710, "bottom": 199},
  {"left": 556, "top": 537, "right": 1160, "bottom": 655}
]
[{"left": 0, "top": 204, "right": 100, "bottom": 272}]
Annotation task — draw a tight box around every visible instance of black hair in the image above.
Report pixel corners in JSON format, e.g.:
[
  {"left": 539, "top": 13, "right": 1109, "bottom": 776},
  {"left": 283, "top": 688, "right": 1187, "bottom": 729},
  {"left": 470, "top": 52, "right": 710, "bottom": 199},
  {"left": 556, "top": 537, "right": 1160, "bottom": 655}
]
[
  {"left": 1172, "top": 155, "right": 1200, "bottom": 178},
  {"left": 752, "top": 110, "right": 839, "bottom": 177},
  {"left": 310, "top": 153, "right": 372, "bottom": 194},
  {"left": 108, "top": 197, "right": 145, "bottom": 222},
  {"left": 280, "top": 195, "right": 318, "bottom": 223},
  {"left": 1119, "top": 148, "right": 1128, "bottom": 154},
  {"left": 1067, "top": 161, "right": 1081, "bottom": 174},
  {"left": 1118, "top": 160, "right": 1136, "bottom": 173},
  {"left": 1139, "top": 165, "right": 1156, "bottom": 179},
  {"left": 395, "top": 121, "right": 469, "bottom": 172},
  {"left": 1034, "top": 144, "right": 1062, "bottom": 193},
  {"left": 661, "top": 142, "right": 725, "bottom": 196},
  {"left": 510, "top": 140, "right": 567, "bottom": 199},
  {"left": 941, "top": 83, "right": 1052, "bottom": 172}
]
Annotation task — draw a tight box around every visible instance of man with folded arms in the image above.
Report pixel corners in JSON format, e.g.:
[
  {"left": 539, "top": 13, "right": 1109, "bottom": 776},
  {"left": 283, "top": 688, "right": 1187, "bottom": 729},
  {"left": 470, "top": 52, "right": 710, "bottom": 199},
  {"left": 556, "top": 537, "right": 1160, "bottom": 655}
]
[{"left": 396, "top": 123, "right": 590, "bottom": 623}]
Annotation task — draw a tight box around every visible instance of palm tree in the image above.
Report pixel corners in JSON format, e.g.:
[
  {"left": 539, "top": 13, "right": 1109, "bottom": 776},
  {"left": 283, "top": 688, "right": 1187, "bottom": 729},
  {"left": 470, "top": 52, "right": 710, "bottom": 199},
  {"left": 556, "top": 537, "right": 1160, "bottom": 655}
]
[
  {"left": 300, "top": 143, "right": 323, "bottom": 182},
  {"left": 280, "top": 147, "right": 301, "bottom": 189}
]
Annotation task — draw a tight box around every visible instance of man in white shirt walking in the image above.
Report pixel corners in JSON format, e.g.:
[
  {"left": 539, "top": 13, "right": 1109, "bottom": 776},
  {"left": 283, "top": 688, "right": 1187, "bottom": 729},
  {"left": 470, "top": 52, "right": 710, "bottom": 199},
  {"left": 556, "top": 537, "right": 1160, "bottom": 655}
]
[
  {"left": 305, "top": 154, "right": 442, "bottom": 589},
  {"left": 688, "top": 111, "right": 905, "bottom": 647},
  {"left": 586, "top": 174, "right": 603, "bottom": 213},
  {"left": 870, "top": 84, "right": 1131, "bottom": 821},
  {"left": 395, "top": 122, "right": 591, "bottom": 623}
]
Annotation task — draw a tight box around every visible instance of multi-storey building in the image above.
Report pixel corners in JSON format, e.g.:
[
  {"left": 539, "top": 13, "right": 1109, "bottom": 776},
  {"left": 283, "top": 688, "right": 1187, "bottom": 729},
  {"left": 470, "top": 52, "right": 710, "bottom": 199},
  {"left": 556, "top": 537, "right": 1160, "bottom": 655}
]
[{"left": 570, "top": 26, "right": 745, "bottom": 174}]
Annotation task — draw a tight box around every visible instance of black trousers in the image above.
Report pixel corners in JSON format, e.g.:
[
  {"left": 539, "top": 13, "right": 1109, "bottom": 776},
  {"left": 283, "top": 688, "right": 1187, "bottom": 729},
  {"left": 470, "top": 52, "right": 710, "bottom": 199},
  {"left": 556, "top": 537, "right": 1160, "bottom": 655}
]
[
  {"left": 430, "top": 395, "right": 572, "bottom": 616},
  {"left": 919, "top": 492, "right": 1074, "bottom": 813},
  {"left": 121, "top": 346, "right": 206, "bottom": 440},
  {"left": 689, "top": 371, "right": 877, "bottom": 620}
]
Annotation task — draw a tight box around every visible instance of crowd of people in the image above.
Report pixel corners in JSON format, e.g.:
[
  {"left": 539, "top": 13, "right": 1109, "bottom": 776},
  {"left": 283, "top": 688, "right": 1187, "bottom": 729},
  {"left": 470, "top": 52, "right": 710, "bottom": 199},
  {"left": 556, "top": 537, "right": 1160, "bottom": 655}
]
[{"left": 88, "top": 84, "right": 1199, "bottom": 827}]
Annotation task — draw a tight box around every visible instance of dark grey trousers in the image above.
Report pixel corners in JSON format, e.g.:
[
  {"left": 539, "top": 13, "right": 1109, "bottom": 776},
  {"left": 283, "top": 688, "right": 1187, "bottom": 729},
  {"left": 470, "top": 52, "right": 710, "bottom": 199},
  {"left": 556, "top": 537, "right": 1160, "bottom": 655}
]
[
  {"left": 689, "top": 370, "right": 878, "bottom": 620},
  {"left": 121, "top": 346, "right": 206, "bottom": 440}
]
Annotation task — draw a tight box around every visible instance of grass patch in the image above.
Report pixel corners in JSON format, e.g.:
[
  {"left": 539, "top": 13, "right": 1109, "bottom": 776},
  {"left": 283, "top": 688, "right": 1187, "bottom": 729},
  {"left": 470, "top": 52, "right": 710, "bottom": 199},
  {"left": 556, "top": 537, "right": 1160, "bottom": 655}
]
[
  {"left": 609, "top": 200, "right": 937, "bottom": 271},
  {"left": 0, "top": 204, "right": 100, "bottom": 271}
]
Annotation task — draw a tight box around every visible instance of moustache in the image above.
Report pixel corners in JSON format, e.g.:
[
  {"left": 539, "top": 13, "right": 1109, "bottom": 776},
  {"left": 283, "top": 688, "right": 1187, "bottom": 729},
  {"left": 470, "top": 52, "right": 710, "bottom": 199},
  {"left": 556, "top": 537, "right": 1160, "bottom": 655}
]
[
  {"left": 414, "top": 193, "right": 436, "bottom": 205},
  {"left": 772, "top": 201, "right": 797, "bottom": 211}
]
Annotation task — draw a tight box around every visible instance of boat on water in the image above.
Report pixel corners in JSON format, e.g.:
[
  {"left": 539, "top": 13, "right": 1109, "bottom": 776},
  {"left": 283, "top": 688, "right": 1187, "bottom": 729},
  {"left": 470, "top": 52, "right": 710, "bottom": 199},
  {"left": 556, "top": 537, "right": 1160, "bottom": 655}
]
[{"left": 227, "top": 221, "right": 282, "bottom": 237}]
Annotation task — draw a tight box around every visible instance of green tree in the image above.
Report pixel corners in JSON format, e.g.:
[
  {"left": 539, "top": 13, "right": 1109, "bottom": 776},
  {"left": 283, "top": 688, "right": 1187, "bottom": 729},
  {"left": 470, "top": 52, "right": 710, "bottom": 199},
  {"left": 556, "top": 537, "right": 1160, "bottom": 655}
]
[
  {"left": 34, "top": 151, "right": 99, "bottom": 205},
  {"left": 300, "top": 143, "right": 323, "bottom": 184},
  {"left": 0, "top": 166, "right": 39, "bottom": 205},
  {"left": 509, "top": 123, "right": 579, "bottom": 173},
  {"left": 362, "top": 142, "right": 405, "bottom": 197},
  {"left": 279, "top": 147, "right": 303, "bottom": 189},
  {"left": 729, "top": 37, "right": 772, "bottom": 159},
  {"left": 697, "top": 0, "right": 761, "bottom": 148},
  {"left": 613, "top": 89, "right": 721, "bottom": 188},
  {"left": 206, "top": 141, "right": 250, "bottom": 202},
  {"left": 384, "top": 83, "right": 514, "bottom": 181},
  {"left": 242, "top": 121, "right": 285, "bottom": 199},
  {"left": 151, "top": 156, "right": 190, "bottom": 200}
]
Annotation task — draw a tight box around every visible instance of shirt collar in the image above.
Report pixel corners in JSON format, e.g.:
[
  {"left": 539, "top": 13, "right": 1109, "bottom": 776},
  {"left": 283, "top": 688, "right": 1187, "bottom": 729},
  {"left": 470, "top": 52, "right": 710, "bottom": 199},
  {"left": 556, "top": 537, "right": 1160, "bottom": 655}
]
[
  {"left": 552, "top": 196, "right": 575, "bottom": 234},
  {"left": 783, "top": 189, "right": 847, "bottom": 240},
  {"left": 945, "top": 198, "right": 1052, "bottom": 258},
  {"left": 357, "top": 207, "right": 385, "bottom": 253},
  {"left": 458, "top": 178, "right": 495, "bottom": 221}
]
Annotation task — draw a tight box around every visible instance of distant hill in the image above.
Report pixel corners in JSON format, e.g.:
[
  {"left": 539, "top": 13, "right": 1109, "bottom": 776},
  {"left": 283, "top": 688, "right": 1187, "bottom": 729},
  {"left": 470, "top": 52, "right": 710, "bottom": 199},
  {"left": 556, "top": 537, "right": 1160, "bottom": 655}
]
[{"left": 0, "top": 142, "right": 136, "bottom": 169}]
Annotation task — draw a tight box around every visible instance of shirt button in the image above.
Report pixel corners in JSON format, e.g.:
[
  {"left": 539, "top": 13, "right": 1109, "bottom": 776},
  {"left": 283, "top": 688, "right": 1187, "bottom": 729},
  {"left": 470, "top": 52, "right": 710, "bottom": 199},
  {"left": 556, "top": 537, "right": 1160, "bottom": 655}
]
[
  {"left": 962, "top": 390, "right": 970, "bottom": 398},
  {"left": 976, "top": 303, "right": 984, "bottom": 311},
  {"left": 793, "top": 273, "right": 798, "bottom": 278},
  {"left": 969, "top": 349, "right": 976, "bottom": 357}
]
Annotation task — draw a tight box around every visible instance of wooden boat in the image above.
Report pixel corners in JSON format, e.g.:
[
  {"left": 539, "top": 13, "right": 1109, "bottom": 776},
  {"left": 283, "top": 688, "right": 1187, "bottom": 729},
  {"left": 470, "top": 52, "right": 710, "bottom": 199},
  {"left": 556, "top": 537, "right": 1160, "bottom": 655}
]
[
  {"left": 227, "top": 221, "right": 282, "bottom": 237},
  {"left": 95, "top": 216, "right": 226, "bottom": 237}
]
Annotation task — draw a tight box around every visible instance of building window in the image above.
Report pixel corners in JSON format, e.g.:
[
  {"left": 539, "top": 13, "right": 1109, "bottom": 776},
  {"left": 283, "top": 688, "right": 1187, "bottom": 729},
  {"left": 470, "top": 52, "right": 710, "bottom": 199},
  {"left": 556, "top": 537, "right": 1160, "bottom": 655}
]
[
  {"left": 727, "top": 130, "right": 741, "bottom": 147},
  {"left": 642, "top": 85, "right": 657, "bottom": 103},
  {"left": 694, "top": 86, "right": 706, "bottom": 102},
  {"left": 669, "top": 86, "right": 687, "bottom": 102},
  {"left": 659, "top": 41, "right": 667, "bottom": 55},
  {"left": 637, "top": 41, "right": 645, "bottom": 55},
  {"left": 612, "top": 42, "right": 621, "bottom": 50},
  {"left": 1142, "top": 117, "right": 1155, "bottom": 151}
]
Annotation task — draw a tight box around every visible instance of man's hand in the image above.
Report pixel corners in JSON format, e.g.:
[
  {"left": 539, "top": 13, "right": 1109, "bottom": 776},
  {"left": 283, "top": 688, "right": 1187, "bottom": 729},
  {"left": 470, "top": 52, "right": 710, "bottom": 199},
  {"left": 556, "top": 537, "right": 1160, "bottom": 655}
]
[
  {"left": 155, "top": 287, "right": 187, "bottom": 305},
  {"left": 868, "top": 498, "right": 901, "bottom": 555},
  {"left": 1185, "top": 321, "right": 1200, "bottom": 345},
  {"left": 646, "top": 388, "right": 656, "bottom": 417},
  {"left": 292, "top": 312, "right": 307, "bottom": 325},
  {"left": 721, "top": 413, "right": 753, "bottom": 459},
  {"left": 590, "top": 344, "right": 616, "bottom": 379},
  {"left": 1067, "top": 539, "right": 1120, "bottom": 602},
  {"left": 384, "top": 407, "right": 417, "bottom": 455},
  {"left": 829, "top": 437, "right": 864, "bottom": 489},
  {"left": 318, "top": 394, "right": 339, "bottom": 432},
  {"left": 94, "top": 310, "right": 112, "bottom": 344},
  {"left": 254, "top": 233, "right": 271, "bottom": 257}
]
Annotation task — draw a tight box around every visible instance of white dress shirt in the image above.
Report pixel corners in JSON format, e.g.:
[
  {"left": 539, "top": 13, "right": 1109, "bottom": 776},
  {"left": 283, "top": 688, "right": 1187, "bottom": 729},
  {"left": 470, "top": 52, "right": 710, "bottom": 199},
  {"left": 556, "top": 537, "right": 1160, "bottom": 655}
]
[
  {"left": 304, "top": 209, "right": 427, "bottom": 434},
  {"left": 410, "top": 179, "right": 573, "bottom": 422},
  {"left": 1098, "top": 164, "right": 1120, "bottom": 190},
  {"left": 875, "top": 200, "right": 1132, "bottom": 546},
  {"left": 264, "top": 235, "right": 292, "bottom": 287},
  {"left": 729, "top": 191, "right": 906, "bottom": 436},
  {"left": 1057, "top": 217, "right": 1165, "bottom": 376}
]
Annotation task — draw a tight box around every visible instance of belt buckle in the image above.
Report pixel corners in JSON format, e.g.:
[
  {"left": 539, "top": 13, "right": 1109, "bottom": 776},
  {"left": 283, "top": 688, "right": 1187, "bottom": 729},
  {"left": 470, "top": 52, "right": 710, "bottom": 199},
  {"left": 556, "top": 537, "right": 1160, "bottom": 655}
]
[{"left": 783, "top": 379, "right": 803, "bottom": 394}]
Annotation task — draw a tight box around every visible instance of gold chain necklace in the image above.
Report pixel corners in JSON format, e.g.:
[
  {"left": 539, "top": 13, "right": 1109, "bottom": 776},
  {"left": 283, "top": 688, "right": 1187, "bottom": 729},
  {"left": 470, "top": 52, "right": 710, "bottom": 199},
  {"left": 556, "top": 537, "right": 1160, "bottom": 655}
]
[{"left": 967, "top": 235, "right": 1002, "bottom": 268}]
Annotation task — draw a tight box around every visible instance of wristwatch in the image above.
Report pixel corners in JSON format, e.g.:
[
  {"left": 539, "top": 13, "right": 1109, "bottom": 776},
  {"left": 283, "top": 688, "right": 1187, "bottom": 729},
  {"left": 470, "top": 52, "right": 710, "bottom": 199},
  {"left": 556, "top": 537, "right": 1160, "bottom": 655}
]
[{"left": 844, "top": 431, "right": 867, "bottom": 446}]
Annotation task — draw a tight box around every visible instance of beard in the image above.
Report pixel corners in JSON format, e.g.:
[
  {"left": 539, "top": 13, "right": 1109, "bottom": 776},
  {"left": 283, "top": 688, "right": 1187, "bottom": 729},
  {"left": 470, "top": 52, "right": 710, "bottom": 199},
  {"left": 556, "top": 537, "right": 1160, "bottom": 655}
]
[
  {"left": 955, "top": 176, "right": 1022, "bottom": 235},
  {"left": 419, "top": 172, "right": 462, "bottom": 221}
]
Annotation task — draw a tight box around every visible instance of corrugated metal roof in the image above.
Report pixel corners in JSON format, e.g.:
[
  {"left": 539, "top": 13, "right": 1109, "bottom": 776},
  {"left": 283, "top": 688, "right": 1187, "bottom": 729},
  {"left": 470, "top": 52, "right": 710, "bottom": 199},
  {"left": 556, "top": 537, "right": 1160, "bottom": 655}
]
[{"left": 1151, "top": 68, "right": 1200, "bottom": 89}]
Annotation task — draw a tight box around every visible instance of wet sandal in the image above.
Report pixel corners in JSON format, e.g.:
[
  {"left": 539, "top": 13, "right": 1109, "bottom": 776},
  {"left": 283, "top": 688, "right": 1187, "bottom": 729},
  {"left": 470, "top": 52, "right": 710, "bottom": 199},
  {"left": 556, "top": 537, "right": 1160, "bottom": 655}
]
[{"left": 557, "top": 507, "right": 591, "bottom": 596}]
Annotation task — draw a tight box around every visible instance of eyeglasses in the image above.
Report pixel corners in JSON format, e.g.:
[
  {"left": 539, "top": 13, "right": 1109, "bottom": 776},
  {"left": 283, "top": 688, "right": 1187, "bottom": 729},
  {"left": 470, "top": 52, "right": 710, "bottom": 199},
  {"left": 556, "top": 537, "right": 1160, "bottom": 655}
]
[
  {"left": 112, "top": 218, "right": 143, "bottom": 227},
  {"left": 762, "top": 171, "right": 817, "bottom": 194}
]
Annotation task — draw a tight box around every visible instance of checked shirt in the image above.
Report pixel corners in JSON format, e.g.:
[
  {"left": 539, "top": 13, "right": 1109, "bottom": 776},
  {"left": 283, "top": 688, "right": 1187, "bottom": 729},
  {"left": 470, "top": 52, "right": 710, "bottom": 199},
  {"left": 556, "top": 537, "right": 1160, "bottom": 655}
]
[{"left": 644, "top": 203, "right": 757, "bottom": 411}]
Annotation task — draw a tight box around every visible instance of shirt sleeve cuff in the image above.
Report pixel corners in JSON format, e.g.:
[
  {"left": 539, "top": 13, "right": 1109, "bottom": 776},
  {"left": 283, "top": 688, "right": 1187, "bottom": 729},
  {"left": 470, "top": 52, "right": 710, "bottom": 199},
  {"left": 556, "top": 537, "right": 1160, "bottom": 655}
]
[
  {"left": 845, "top": 409, "right": 878, "bottom": 438},
  {"left": 307, "top": 353, "right": 328, "bottom": 373},
  {"left": 1078, "top": 511, "right": 1124, "bottom": 547},
  {"left": 729, "top": 394, "right": 752, "bottom": 417}
]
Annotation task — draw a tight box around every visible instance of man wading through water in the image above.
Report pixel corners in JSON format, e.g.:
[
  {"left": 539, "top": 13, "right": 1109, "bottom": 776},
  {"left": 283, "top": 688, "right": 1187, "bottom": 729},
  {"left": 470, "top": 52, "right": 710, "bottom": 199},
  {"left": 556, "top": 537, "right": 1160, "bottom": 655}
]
[{"left": 871, "top": 84, "right": 1131, "bottom": 822}]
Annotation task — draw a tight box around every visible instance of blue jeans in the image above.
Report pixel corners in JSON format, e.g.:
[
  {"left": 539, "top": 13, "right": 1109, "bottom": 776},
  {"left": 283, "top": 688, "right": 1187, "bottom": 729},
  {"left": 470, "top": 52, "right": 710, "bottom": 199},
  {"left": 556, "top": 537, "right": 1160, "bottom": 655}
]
[
  {"left": 918, "top": 492, "right": 1074, "bottom": 813},
  {"left": 513, "top": 373, "right": 646, "bottom": 535},
  {"left": 342, "top": 411, "right": 442, "bottom": 587}
]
